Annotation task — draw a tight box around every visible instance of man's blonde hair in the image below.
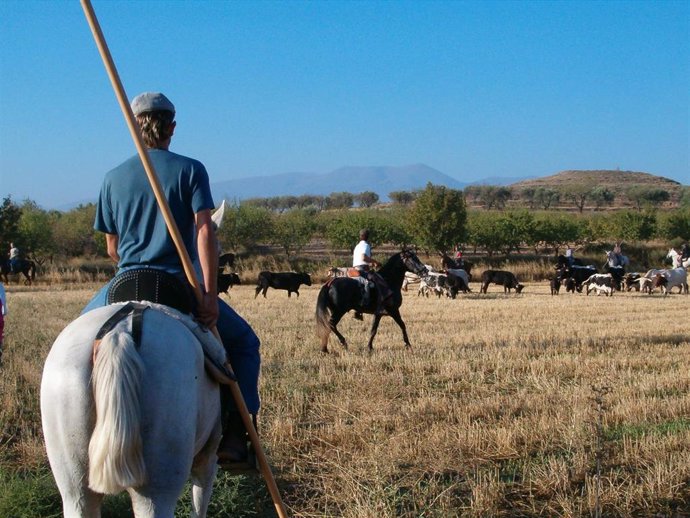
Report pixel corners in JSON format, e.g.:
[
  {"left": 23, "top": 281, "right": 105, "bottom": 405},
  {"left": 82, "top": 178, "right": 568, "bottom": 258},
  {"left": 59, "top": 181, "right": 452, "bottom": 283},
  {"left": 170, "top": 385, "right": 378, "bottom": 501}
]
[{"left": 136, "top": 111, "right": 175, "bottom": 149}]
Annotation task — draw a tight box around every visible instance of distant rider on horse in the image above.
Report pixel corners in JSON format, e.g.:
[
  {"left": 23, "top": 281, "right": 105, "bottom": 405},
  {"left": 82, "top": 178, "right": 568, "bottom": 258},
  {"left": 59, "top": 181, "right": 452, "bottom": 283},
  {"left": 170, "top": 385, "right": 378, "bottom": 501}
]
[
  {"left": 8, "top": 243, "right": 20, "bottom": 273},
  {"left": 681, "top": 243, "right": 690, "bottom": 261}
]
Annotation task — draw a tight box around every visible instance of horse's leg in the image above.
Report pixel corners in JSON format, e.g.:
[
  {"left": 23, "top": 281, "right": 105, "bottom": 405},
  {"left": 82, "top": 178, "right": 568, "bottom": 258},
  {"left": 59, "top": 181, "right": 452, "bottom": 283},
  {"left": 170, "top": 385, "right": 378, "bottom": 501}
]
[
  {"left": 387, "top": 308, "right": 412, "bottom": 349},
  {"left": 329, "top": 310, "right": 349, "bottom": 350},
  {"left": 41, "top": 332, "right": 104, "bottom": 518},
  {"left": 366, "top": 314, "right": 384, "bottom": 352},
  {"left": 190, "top": 388, "right": 221, "bottom": 518},
  {"left": 129, "top": 316, "right": 208, "bottom": 518}
]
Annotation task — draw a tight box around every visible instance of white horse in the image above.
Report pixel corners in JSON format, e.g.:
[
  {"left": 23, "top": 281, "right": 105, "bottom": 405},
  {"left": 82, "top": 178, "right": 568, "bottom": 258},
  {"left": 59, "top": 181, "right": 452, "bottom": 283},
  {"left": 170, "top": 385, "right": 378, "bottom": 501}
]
[
  {"left": 667, "top": 248, "right": 690, "bottom": 269},
  {"left": 41, "top": 303, "right": 222, "bottom": 518}
]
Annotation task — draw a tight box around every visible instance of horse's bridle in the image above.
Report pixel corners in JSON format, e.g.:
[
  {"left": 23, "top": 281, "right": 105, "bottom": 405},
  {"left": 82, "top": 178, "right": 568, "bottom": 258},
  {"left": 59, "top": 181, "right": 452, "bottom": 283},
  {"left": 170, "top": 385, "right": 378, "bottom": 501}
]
[{"left": 401, "top": 250, "right": 427, "bottom": 277}]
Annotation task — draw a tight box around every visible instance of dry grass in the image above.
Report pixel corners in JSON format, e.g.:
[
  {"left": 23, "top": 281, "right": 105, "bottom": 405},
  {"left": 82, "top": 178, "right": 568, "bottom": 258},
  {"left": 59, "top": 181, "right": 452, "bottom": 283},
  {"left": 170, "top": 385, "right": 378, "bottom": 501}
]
[{"left": 1, "top": 280, "right": 689, "bottom": 517}]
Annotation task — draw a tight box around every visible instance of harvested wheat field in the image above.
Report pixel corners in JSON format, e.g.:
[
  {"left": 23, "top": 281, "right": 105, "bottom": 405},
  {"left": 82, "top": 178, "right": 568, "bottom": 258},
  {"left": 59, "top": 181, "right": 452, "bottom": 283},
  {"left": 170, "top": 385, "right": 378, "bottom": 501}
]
[{"left": 1, "top": 282, "right": 689, "bottom": 517}]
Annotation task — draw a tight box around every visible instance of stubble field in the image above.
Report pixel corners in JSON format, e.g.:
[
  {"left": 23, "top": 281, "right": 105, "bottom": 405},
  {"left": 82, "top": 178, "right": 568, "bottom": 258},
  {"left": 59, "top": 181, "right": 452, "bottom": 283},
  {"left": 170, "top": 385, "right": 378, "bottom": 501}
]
[{"left": 1, "top": 281, "right": 689, "bottom": 517}]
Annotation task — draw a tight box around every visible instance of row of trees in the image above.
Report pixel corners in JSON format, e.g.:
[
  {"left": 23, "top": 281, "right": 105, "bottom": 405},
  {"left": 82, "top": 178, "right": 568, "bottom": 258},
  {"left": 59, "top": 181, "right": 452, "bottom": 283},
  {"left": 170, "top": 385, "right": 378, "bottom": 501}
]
[
  {"left": 1, "top": 187, "right": 689, "bottom": 262},
  {"left": 227, "top": 184, "right": 688, "bottom": 213},
  {"left": 218, "top": 201, "right": 688, "bottom": 258}
]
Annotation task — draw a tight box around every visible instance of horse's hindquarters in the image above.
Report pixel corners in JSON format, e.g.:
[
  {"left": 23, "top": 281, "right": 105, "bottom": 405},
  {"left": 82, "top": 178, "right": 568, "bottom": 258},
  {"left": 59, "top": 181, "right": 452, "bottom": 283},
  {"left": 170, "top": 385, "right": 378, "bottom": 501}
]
[{"left": 41, "top": 305, "right": 220, "bottom": 517}]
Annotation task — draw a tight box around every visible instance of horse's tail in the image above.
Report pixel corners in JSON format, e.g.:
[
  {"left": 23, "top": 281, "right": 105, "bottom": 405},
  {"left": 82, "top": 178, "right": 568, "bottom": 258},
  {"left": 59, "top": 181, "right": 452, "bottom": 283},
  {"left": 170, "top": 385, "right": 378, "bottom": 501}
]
[
  {"left": 315, "top": 283, "right": 332, "bottom": 341},
  {"left": 88, "top": 329, "right": 147, "bottom": 494}
]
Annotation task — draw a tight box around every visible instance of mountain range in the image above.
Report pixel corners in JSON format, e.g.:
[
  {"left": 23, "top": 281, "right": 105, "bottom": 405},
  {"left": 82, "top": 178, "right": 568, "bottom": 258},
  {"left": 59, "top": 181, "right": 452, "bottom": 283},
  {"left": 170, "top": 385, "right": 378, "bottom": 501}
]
[{"left": 211, "top": 164, "right": 526, "bottom": 202}]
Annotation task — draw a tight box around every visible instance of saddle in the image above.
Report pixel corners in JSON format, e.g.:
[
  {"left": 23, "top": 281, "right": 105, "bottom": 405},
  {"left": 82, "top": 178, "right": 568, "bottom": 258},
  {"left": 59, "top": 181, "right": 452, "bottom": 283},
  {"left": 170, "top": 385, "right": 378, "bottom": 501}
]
[
  {"left": 346, "top": 268, "right": 363, "bottom": 278},
  {"left": 107, "top": 267, "right": 195, "bottom": 314}
]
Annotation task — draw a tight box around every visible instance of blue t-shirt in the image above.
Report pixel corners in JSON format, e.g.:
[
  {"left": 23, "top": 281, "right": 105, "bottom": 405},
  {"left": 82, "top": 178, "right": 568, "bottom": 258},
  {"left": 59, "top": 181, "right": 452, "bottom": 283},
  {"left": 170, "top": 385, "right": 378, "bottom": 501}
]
[{"left": 94, "top": 150, "right": 215, "bottom": 271}]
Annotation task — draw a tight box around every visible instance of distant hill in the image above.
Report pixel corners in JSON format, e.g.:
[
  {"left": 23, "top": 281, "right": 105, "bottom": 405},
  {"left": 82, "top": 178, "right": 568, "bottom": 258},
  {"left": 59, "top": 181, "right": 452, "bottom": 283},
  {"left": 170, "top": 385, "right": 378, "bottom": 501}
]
[
  {"left": 512, "top": 170, "right": 682, "bottom": 193},
  {"left": 211, "top": 164, "right": 468, "bottom": 201}
]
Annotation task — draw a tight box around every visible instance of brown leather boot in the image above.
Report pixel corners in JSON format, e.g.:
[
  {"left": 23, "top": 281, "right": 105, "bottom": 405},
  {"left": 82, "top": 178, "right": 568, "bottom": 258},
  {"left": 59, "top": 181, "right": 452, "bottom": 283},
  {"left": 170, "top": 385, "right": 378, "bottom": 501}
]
[{"left": 217, "top": 411, "right": 248, "bottom": 463}]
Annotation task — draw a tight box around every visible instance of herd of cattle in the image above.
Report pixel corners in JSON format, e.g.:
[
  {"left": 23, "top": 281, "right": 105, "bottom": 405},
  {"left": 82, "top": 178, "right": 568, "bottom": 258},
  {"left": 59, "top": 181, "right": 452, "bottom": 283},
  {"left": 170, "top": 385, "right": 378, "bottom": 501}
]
[
  {"left": 216, "top": 250, "right": 689, "bottom": 300},
  {"left": 552, "top": 267, "right": 689, "bottom": 296}
]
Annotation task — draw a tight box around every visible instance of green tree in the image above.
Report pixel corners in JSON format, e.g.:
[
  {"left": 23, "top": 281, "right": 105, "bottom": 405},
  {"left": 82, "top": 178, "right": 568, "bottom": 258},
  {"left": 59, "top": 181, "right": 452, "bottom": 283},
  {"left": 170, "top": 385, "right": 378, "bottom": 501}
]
[
  {"left": 589, "top": 187, "right": 615, "bottom": 209},
  {"left": 496, "top": 211, "right": 536, "bottom": 254},
  {"left": 534, "top": 188, "right": 561, "bottom": 210},
  {"left": 217, "top": 204, "right": 273, "bottom": 251},
  {"left": 657, "top": 209, "right": 690, "bottom": 241},
  {"left": 679, "top": 187, "right": 690, "bottom": 209},
  {"left": 52, "top": 204, "right": 104, "bottom": 257},
  {"left": 606, "top": 210, "right": 657, "bottom": 242},
  {"left": 0, "top": 196, "right": 21, "bottom": 250},
  {"left": 466, "top": 211, "right": 504, "bottom": 256},
  {"left": 389, "top": 191, "right": 416, "bottom": 205},
  {"left": 533, "top": 213, "right": 581, "bottom": 254},
  {"left": 563, "top": 185, "right": 591, "bottom": 213},
  {"left": 626, "top": 186, "right": 670, "bottom": 210},
  {"left": 408, "top": 183, "right": 467, "bottom": 252},
  {"left": 477, "top": 186, "right": 512, "bottom": 209},
  {"left": 323, "top": 208, "right": 411, "bottom": 252},
  {"left": 355, "top": 191, "right": 379, "bottom": 208},
  {"left": 271, "top": 209, "right": 316, "bottom": 257},
  {"left": 325, "top": 192, "right": 354, "bottom": 210},
  {"left": 18, "top": 200, "right": 55, "bottom": 258},
  {"left": 519, "top": 187, "right": 537, "bottom": 209}
]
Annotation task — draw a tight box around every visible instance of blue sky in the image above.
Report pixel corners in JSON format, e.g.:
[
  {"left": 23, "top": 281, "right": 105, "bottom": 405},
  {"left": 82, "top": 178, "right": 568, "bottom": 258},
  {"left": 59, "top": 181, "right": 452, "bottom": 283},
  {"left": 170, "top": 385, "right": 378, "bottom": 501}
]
[{"left": 1, "top": 0, "right": 688, "bottom": 209}]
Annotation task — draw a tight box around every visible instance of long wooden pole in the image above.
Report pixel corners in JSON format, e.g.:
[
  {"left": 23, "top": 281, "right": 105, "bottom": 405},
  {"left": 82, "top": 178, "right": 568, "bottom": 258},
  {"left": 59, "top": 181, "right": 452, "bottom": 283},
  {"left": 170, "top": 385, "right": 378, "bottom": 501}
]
[{"left": 79, "top": 2, "right": 288, "bottom": 517}]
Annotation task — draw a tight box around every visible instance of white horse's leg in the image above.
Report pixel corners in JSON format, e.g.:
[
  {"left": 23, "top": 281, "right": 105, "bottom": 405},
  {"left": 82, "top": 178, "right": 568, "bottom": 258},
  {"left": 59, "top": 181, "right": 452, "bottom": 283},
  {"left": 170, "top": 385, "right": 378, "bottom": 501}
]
[
  {"left": 190, "top": 382, "right": 222, "bottom": 518},
  {"left": 41, "top": 313, "right": 108, "bottom": 518},
  {"left": 190, "top": 451, "right": 219, "bottom": 518},
  {"left": 128, "top": 311, "right": 216, "bottom": 518}
]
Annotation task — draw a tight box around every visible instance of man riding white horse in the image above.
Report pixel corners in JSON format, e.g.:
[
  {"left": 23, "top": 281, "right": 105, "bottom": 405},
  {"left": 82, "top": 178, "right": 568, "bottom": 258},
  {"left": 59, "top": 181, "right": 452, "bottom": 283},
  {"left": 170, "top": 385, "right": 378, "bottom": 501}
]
[{"left": 81, "top": 92, "right": 260, "bottom": 464}]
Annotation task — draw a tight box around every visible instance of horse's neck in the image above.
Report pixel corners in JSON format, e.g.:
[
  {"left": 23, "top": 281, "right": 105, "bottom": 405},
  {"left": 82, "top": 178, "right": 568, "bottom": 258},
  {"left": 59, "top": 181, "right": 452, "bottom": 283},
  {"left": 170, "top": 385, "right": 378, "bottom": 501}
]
[{"left": 379, "top": 258, "right": 405, "bottom": 289}]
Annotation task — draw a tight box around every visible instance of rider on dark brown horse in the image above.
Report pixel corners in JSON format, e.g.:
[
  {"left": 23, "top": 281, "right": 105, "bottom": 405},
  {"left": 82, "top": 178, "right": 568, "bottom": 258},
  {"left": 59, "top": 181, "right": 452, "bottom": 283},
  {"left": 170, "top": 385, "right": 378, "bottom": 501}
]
[{"left": 352, "top": 229, "right": 392, "bottom": 320}]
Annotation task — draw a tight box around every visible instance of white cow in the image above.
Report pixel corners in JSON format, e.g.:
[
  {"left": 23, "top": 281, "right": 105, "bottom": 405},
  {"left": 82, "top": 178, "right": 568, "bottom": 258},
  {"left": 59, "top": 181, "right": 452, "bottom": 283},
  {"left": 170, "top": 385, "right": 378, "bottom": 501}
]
[
  {"left": 418, "top": 271, "right": 449, "bottom": 298},
  {"left": 582, "top": 273, "right": 615, "bottom": 296},
  {"left": 403, "top": 264, "right": 435, "bottom": 292},
  {"left": 652, "top": 267, "right": 688, "bottom": 295}
]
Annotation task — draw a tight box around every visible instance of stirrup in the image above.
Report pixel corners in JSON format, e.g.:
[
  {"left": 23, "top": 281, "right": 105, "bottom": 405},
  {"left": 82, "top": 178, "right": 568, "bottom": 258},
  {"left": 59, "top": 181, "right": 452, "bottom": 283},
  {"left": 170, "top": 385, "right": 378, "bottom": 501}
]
[{"left": 218, "top": 442, "right": 258, "bottom": 474}]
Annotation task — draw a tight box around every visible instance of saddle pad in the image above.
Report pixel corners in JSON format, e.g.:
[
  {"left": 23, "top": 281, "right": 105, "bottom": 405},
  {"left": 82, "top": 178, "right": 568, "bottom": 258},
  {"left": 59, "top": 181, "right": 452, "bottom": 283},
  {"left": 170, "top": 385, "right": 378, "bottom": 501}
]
[{"left": 347, "top": 268, "right": 362, "bottom": 278}]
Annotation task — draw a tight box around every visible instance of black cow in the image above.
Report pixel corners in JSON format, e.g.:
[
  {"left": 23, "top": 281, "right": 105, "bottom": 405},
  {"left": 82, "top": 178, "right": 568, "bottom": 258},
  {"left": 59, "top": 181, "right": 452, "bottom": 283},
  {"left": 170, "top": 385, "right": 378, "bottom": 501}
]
[
  {"left": 255, "top": 271, "right": 312, "bottom": 298},
  {"left": 550, "top": 276, "right": 561, "bottom": 296},
  {"left": 217, "top": 272, "right": 241, "bottom": 294},
  {"left": 564, "top": 278, "right": 576, "bottom": 293},
  {"left": 603, "top": 265, "right": 625, "bottom": 290},
  {"left": 480, "top": 270, "right": 524, "bottom": 294},
  {"left": 558, "top": 265, "right": 598, "bottom": 292},
  {"left": 446, "top": 272, "right": 470, "bottom": 298},
  {"left": 623, "top": 272, "right": 641, "bottom": 292},
  {"left": 218, "top": 252, "right": 236, "bottom": 269}
]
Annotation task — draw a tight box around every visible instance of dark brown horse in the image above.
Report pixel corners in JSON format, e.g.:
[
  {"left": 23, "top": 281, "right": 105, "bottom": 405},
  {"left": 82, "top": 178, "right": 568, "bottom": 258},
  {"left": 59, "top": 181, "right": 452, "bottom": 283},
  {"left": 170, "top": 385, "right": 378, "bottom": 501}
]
[
  {"left": 440, "top": 252, "right": 473, "bottom": 278},
  {"left": 315, "top": 250, "right": 427, "bottom": 353},
  {"left": 1, "top": 258, "right": 36, "bottom": 285}
]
